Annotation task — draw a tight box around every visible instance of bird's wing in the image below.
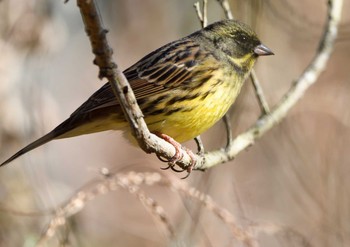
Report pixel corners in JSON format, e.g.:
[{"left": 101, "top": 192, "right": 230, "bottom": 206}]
[{"left": 70, "top": 38, "right": 214, "bottom": 116}]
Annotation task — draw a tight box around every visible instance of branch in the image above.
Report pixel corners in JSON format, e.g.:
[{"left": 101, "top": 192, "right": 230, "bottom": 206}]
[
  {"left": 194, "top": 0, "right": 208, "bottom": 28},
  {"left": 217, "top": 0, "right": 234, "bottom": 20},
  {"left": 198, "top": 0, "right": 343, "bottom": 169},
  {"left": 250, "top": 70, "right": 270, "bottom": 114},
  {"left": 76, "top": 0, "right": 196, "bottom": 169}
]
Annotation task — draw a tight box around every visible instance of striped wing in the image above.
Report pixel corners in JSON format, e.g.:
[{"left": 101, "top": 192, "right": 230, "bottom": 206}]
[{"left": 70, "top": 38, "right": 212, "bottom": 116}]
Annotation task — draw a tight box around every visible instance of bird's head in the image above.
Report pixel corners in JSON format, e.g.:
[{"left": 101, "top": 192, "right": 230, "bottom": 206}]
[{"left": 199, "top": 20, "right": 273, "bottom": 72}]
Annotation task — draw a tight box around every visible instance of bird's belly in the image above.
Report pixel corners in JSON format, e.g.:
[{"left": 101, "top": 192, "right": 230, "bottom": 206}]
[{"left": 145, "top": 83, "right": 239, "bottom": 143}]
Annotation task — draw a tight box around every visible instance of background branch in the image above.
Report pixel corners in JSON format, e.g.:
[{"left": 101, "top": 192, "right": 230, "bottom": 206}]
[{"left": 38, "top": 171, "right": 259, "bottom": 246}]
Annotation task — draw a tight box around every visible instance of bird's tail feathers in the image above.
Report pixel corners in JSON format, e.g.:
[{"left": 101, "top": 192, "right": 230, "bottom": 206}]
[
  {"left": 0, "top": 113, "right": 123, "bottom": 167},
  {"left": 0, "top": 116, "right": 83, "bottom": 167},
  {"left": 0, "top": 131, "right": 59, "bottom": 167}
]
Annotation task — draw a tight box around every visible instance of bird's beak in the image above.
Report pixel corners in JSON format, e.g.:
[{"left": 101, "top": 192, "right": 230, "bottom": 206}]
[{"left": 254, "top": 44, "right": 274, "bottom": 56}]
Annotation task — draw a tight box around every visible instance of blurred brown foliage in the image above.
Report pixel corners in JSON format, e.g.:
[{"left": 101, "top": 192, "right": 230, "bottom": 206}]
[{"left": 0, "top": 0, "right": 349, "bottom": 246}]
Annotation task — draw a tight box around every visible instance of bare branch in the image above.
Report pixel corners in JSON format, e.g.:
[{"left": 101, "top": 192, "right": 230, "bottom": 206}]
[
  {"left": 194, "top": 0, "right": 208, "bottom": 28},
  {"left": 194, "top": 3, "right": 203, "bottom": 25},
  {"left": 203, "top": 0, "right": 208, "bottom": 27},
  {"left": 217, "top": 0, "right": 234, "bottom": 20},
  {"left": 250, "top": 70, "right": 270, "bottom": 114},
  {"left": 223, "top": 114, "right": 233, "bottom": 149}
]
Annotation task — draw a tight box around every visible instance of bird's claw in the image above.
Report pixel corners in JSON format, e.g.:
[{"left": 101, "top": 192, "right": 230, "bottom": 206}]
[{"left": 155, "top": 133, "right": 197, "bottom": 178}]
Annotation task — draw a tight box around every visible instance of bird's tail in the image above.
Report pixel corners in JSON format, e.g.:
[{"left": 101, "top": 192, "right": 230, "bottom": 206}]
[
  {"left": 0, "top": 131, "right": 59, "bottom": 167},
  {"left": 0, "top": 106, "right": 125, "bottom": 167},
  {"left": 0, "top": 116, "right": 86, "bottom": 167},
  {"left": 0, "top": 112, "right": 124, "bottom": 167}
]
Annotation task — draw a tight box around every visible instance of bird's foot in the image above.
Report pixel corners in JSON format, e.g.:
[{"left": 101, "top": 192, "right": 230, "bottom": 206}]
[{"left": 155, "top": 133, "right": 196, "bottom": 178}]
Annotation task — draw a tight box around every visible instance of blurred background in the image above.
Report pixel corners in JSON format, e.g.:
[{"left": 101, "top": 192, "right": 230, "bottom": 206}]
[{"left": 0, "top": 0, "right": 349, "bottom": 246}]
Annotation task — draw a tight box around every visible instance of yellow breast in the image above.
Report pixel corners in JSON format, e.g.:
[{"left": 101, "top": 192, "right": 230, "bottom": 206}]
[{"left": 144, "top": 69, "right": 245, "bottom": 143}]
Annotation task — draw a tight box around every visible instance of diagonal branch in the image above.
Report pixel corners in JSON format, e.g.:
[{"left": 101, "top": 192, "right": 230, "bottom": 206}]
[
  {"left": 76, "top": 0, "right": 196, "bottom": 169},
  {"left": 250, "top": 70, "right": 270, "bottom": 115}
]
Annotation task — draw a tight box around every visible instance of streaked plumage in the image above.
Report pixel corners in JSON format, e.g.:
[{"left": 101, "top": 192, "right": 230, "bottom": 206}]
[{"left": 1, "top": 20, "right": 273, "bottom": 166}]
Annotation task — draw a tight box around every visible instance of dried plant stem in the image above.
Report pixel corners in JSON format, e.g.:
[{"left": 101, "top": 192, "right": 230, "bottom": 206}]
[
  {"left": 37, "top": 172, "right": 174, "bottom": 246},
  {"left": 171, "top": 178, "right": 258, "bottom": 246},
  {"left": 38, "top": 168, "right": 314, "bottom": 246},
  {"left": 37, "top": 172, "right": 259, "bottom": 246}
]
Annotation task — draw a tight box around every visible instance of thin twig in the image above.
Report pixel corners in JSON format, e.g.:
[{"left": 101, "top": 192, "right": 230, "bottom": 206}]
[
  {"left": 194, "top": 136, "right": 205, "bottom": 154},
  {"left": 223, "top": 114, "right": 233, "bottom": 149},
  {"left": 203, "top": 0, "right": 208, "bottom": 27},
  {"left": 199, "top": 0, "right": 343, "bottom": 170},
  {"left": 194, "top": 0, "right": 208, "bottom": 28},
  {"left": 193, "top": 2, "right": 203, "bottom": 24},
  {"left": 217, "top": 0, "right": 234, "bottom": 20},
  {"left": 250, "top": 70, "right": 270, "bottom": 114}
]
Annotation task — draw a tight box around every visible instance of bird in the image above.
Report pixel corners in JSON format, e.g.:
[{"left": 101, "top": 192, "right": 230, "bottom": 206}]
[{"left": 0, "top": 19, "right": 273, "bottom": 167}]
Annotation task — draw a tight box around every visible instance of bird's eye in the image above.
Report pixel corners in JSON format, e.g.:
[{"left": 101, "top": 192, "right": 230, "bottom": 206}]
[{"left": 236, "top": 33, "right": 248, "bottom": 44}]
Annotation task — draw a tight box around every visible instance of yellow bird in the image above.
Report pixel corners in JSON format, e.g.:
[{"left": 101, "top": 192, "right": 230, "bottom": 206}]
[{"left": 1, "top": 20, "right": 273, "bottom": 167}]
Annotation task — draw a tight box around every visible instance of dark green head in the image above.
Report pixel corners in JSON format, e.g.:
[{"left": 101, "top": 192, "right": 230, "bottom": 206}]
[{"left": 196, "top": 20, "right": 273, "bottom": 71}]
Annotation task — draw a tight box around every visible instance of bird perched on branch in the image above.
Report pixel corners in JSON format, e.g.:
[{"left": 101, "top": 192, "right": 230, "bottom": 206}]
[{"left": 1, "top": 19, "right": 273, "bottom": 167}]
